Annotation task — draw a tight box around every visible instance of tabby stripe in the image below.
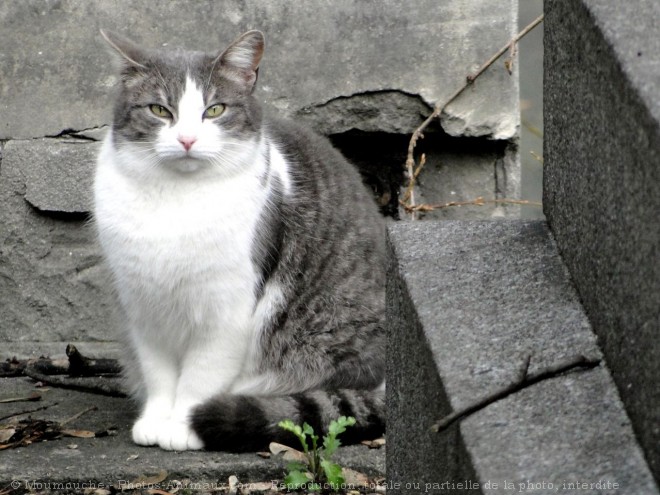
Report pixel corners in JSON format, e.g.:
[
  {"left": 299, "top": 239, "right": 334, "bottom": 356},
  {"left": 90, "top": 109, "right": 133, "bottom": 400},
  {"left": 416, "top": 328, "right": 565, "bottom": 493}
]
[
  {"left": 294, "top": 393, "right": 324, "bottom": 434},
  {"left": 335, "top": 390, "right": 356, "bottom": 419}
]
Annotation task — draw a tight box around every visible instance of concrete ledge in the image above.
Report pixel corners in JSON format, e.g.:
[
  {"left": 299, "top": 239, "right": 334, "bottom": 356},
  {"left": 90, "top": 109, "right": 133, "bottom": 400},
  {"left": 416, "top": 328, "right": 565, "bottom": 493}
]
[
  {"left": 544, "top": 0, "right": 660, "bottom": 481},
  {"left": 387, "top": 221, "right": 658, "bottom": 494},
  {"left": 0, "top": 376, "right": 384, "bottom": 486}
]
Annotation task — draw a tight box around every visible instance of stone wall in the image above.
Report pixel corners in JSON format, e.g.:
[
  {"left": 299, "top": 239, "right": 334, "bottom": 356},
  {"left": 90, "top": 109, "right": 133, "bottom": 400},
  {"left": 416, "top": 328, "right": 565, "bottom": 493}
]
[{"left": 0, "top": 0, "right": 519, "bottom": 357}]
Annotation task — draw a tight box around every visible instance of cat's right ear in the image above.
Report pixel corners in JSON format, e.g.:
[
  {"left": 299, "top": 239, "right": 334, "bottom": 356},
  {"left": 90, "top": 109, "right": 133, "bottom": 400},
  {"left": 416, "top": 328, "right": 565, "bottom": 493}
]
[{"left": 100, "top": 29, "right": 148, "bottom": 70}]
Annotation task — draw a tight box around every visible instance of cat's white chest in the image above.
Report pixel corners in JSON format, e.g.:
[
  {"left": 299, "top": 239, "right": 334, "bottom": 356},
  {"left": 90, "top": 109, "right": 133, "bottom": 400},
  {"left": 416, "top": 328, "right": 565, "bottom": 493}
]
[{"left": 94, "top": 137, "right": 267, "bottom": 345}]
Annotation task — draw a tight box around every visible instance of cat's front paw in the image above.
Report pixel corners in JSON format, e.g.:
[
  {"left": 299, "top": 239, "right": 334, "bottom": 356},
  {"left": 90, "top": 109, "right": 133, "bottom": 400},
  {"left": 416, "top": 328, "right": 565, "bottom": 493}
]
[
  {"left": 132, "top": 416, "right": 170, "bottom": 446},
  {"left": 157, "top": 420, "right": 204, "bottom": 451}
]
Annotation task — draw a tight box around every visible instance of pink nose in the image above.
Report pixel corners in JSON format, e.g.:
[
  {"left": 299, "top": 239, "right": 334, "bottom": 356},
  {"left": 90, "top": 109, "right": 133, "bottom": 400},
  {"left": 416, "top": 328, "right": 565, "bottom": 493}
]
[{"left": 178, "top": 136, "right": 197, "bottom": 151}]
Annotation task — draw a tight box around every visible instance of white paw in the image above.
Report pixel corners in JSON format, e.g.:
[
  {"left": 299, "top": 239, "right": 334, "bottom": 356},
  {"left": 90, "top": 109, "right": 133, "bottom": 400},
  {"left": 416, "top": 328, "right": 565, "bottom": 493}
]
[
  {"left": 132, "top": 416, "right": 170, "bottom": 446},
  {"left": 157, "top": 420, "right": 204, "bottom": 451}
]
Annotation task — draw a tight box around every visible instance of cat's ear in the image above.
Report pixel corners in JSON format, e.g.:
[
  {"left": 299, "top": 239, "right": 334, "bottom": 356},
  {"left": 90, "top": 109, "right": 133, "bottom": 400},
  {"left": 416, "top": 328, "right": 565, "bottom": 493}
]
[
  {"left": 100, "top": 29, "right": 148, "bottom": 70},
  {"left": 215, "top": 30, "right": 264, "bottom": 91}
]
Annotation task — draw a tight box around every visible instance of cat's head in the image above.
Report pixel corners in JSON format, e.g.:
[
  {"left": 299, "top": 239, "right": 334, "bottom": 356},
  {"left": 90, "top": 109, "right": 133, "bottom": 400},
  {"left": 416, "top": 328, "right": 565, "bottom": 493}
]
[{"left": 101, "top": 30, "right": 264, "bottom": 174}]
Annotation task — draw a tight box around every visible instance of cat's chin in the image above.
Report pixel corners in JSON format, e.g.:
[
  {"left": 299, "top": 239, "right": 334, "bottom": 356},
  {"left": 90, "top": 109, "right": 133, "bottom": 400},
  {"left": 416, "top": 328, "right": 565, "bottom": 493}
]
[{"left": 166, "top": 158, "right": 206, "bottom": 174}]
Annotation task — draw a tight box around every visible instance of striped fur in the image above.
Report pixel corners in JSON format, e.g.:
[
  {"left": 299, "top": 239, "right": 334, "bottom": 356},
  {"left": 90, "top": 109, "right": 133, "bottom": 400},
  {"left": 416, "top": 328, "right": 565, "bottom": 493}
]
[{"left": 193, "top": 389, "right": 384, "bottom": 452}]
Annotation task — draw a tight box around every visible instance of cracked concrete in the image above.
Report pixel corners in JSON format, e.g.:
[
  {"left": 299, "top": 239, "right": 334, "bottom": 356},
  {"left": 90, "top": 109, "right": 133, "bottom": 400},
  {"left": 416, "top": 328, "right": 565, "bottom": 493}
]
[
  {"left": 293, "top": 90, "right": 433, "bottom": 136},
  {"left": 0, "top": 0, "right": 518, "bottom": 140},
  {"left": 0, "top": 2, "right": 525, "bottom": 487},
  {"left": 4, "top": 139, "right": 100, "bottom": 213},
  {"left": 0, "top": 0, "right": 521, "bottom": 355}
]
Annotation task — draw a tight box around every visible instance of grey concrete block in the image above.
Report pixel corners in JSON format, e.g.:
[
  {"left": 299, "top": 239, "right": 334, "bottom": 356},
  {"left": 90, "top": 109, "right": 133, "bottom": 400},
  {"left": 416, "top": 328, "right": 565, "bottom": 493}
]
[
  {"left": 387, "top": 221, "right": 658, "bottom": 494},
  {"left": 0, "top": 0, "right": 518, "bottom": 140},
  {"left": 3, "top": 139, "right": 99, "bottom": 213},
  {"left": 0, "top": 143, "right": 116, "bottom": 344},
  {"left": 544, "top": 0, "right": 660, "bottom": 481}
]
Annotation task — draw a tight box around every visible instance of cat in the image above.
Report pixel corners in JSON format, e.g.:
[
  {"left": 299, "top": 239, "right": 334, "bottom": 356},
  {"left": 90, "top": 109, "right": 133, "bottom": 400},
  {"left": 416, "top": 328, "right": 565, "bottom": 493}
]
[{"left": 94, "top": 29, "right": 386, "bottom": 451}]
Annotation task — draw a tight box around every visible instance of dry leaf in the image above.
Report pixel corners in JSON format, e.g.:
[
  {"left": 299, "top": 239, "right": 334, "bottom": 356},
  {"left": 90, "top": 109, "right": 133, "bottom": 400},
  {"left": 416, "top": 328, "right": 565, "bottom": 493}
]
[
  {"left": 342, "top": 468, "right": 370, "bottom": 487},
  {"left": 61, "top": 429, "right": 95, "bottom": 438},
  {"left": 67, "top": 444, "right": 78, "bottom": 449},
  {"left": 84, "top": 489, "right": 112, "bottom": 495},
  {"left": 269, "top": 442, "right": 307, "bottom": 463},
  {"left": 256, "top": 451, "right": 271, "bottom": 458},
  {"left": 361, "top": 437, "right": 386, "bottom": 449},
  {"left": 0, "top": 428, "right": 16, "bottom": 443},
  {"left": 241, "top": 481, "right": 273, "bottom": 492},
  {"left": 146, "top": 490, "right": 174, "bottom": 495},
  {"left": 130, "top": 470, "right": 168, "bottom": 487}
]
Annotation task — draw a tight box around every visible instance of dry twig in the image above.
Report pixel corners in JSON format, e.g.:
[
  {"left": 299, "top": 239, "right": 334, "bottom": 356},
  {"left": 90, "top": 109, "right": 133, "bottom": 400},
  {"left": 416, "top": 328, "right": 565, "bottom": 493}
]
[
  {"left": 60, "top": 406, "right": 98, "bottom": 427},
  {"left": 403, "top": 14, "right": 545, "bottom": 213},
  {"left": 0, "top": 403, "right": 58, "bottom": 423},
  {"left": 404, "top": 197, "right": 541, "bottom": 213},
  {"left": 431, "top": 354, "right": 601, "bottom": 433},
  {"left": 16, "top": 344, "right": 126, "bottom": 397}
]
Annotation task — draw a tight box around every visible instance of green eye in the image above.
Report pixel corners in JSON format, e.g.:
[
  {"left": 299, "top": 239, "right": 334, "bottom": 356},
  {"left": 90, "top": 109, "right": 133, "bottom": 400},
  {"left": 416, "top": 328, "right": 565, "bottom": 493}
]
[
  {"left": 203, "top": 104, "right": 225, "bottom": 119},
  {"left": 149, "top": 104, "right": 173, "bottom": 119}
]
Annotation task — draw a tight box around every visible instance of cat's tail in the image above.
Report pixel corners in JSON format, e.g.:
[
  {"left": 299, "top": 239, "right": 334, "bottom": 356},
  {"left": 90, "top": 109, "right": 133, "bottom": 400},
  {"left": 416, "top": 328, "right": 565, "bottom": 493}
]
[{"left": 191, "top": 387, "right": 385, "bottom": 452}]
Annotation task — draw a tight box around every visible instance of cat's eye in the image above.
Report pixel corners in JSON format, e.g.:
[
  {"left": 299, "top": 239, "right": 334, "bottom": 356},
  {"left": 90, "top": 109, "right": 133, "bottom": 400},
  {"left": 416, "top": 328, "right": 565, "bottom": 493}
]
[
  {"left": 203, "top": 104, "right": 225, "bottom": 119},
  {"left": 149, "top": 104, "right": 173, "bottom": 119}
]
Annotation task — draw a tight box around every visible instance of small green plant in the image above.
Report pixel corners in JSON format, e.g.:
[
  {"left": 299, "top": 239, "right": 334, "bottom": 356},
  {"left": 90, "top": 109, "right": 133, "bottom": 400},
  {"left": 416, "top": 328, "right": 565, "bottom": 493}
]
[{"left": 278, "top": 416, "right": 356, "bottom": 492}]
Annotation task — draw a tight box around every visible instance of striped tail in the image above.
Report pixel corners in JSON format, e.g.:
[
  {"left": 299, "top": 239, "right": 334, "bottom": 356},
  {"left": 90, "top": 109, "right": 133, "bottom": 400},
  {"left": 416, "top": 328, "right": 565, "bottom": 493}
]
[{"left": 191, "top": 388, "right": 385, "bottom": 452}]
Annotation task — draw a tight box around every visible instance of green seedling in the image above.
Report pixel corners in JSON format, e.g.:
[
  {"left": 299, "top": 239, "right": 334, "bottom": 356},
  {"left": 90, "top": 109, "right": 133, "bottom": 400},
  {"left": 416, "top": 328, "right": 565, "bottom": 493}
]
[{"left": 278, "top": 416, "right": 356, "bottom": 492}]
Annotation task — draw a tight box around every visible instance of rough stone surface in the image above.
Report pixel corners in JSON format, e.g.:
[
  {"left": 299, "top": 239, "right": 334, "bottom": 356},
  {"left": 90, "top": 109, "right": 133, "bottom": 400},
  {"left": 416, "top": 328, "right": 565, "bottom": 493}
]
[
  {"left": 413, "top": 136, "right": 521, "bottom": 219},
  {"left": 0, "top": 0, "right": 518, "bottom": 140},
  {"left": 0, "top": 376, "right": 384, "bottom": 487},
  {"left": 0, "top": 143, "right": 116, "bottom": 345},
  {"left": 0, "top": 0, "right": 521, "bottom": 360},
  {"left": 4, "top": 139, "right": 99, "bottom": 213},
  {"left": 387, "top": 221, "right": 658, "bottom": 494},
  {"left": 544, "top": 0, "right": 660, "bottom": 482}
]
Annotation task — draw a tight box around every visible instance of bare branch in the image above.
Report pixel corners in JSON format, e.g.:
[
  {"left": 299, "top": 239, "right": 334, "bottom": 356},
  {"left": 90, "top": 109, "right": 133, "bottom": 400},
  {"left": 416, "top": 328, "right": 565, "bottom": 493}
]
[
  {"left": 403, "top": 197, "right": 542, "bottom": 213},
  {"left": 431, "top": 354, "right": 601, "bottom": 434},
  {"left": 403, "top": 14, "right": 545, "bottom": 213}
]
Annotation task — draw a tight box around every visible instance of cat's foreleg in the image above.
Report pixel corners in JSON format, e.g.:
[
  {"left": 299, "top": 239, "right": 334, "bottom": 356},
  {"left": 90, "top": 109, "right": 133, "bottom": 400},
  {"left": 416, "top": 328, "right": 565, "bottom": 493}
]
[
  {"left": 156, "top": 338, "right": 249, "bottom": 451},
  {"left": 130, "top": 337, "right": 179, "bottom": 447}
]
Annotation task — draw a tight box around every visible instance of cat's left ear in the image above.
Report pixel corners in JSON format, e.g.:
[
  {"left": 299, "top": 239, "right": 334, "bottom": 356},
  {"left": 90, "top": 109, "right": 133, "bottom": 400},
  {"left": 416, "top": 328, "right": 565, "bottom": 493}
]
[{"left": 215, "top": 30, "right": 264, "bottom": 92}]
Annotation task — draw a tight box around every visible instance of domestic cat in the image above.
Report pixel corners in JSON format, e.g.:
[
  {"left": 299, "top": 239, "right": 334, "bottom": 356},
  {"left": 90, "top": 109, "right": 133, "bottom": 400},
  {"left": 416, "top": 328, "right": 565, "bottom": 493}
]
[{"left": 94, "top": 29, "right": 386, "bottom": 451}]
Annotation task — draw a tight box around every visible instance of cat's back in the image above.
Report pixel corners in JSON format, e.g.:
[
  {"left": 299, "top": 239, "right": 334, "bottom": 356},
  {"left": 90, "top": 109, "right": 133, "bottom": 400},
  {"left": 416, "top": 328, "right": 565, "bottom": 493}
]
[
  {"left": 265, "top": 117, "right": 384, "bottom": 225},
  {"left": 263, "top": 116, "right": 386, "bottom": 304}
]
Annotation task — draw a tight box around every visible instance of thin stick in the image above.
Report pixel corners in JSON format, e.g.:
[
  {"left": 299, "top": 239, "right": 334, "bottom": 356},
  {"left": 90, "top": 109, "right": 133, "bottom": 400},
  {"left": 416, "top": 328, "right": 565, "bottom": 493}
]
[
  {"left": 465, "top": 14, "right": 544, "bottom": 85},
  {"left": 405, "top": 197, "right": 542, "bottom": 213},
  {"left": 24, "top": 365, "right": 127, "bottom": 397},
  {"left": 60, "top": 406, "right": 98, "bottom": 427},
  {"left": 0, "top": 392, "right": 41, "bottom": 404},
  {"left": 0, "top": 403, "right": 59, "bottom": 422},
  {"left": 431, "top": 354, "right": 600, "bottom": 433},
  {"left": 404, "top": 14, "right": 545, "bottom": 212}
]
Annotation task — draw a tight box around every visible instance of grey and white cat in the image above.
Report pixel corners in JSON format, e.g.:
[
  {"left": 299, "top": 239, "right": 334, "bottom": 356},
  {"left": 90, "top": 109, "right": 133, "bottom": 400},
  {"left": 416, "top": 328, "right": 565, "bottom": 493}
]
[{"left": 94, "top": 29, "right": 386, "bottom": 451}]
